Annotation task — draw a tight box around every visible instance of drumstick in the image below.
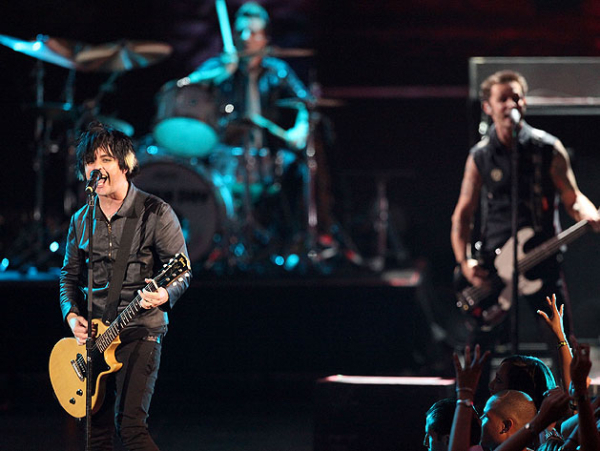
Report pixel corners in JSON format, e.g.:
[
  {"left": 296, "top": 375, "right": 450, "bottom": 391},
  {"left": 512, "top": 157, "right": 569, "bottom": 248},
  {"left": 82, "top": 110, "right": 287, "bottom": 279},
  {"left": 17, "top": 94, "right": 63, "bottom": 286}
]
[
  {"left": 249, "top": 114, "right": 287, "bottom": 141},
  {"left": 215, "top": 0, "right": 236, "bottom": 55}
]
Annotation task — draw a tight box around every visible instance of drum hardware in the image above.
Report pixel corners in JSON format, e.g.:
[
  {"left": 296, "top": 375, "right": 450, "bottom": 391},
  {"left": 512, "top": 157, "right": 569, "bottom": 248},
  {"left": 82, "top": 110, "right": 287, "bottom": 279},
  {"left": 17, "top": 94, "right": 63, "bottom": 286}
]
[{"left": 0, "top": 34, "right": 81, "bottom": 270}]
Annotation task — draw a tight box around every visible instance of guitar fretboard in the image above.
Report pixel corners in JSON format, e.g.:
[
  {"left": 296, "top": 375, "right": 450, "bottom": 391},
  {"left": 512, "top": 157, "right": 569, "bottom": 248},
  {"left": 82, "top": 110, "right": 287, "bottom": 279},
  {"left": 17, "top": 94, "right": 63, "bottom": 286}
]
[{"left": 94, "top": 281, "right": 157, "bottom": 354}]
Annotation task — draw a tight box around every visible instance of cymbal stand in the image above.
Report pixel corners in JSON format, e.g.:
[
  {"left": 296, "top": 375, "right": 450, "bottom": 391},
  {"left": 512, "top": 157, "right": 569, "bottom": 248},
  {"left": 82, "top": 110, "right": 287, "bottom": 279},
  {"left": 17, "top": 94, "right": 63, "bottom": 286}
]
[
  {"left": 304, "top": 108, "right": 320, "bottom": 262},
  {"left": 32, "top": 60, "right": 47, "bottom": 257},
  {"left": 235, "top": 122, "right": 281, "bottom": 269}
]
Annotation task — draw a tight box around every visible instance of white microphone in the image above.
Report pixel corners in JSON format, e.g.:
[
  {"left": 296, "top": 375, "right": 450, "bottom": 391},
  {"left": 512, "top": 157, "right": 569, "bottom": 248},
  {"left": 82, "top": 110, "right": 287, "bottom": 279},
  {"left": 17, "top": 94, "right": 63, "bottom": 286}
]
[
  {"left": 85, "top": 169, "right": 103, "bottom": 194},
  {"left": 510, "top": 108, "right": 522, "bottom": 124}
]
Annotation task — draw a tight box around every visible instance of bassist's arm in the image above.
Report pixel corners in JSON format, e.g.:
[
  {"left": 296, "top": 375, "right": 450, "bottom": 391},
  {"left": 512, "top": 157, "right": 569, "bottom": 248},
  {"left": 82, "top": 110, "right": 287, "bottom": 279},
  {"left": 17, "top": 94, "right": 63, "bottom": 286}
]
[
  {"left": 451, "top": 155, "right": 487, "bottom": 285},
  {"left": 551, "top": 141, "right": 600, "bottom": 230}
]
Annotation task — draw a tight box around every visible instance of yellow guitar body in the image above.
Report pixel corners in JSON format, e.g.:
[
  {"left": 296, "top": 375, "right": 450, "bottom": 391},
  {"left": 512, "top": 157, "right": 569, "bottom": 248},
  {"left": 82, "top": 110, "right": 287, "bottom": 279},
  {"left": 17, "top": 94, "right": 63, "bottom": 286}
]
[{"left": 48, "top": 319, "right": 122, "bottom": 418}]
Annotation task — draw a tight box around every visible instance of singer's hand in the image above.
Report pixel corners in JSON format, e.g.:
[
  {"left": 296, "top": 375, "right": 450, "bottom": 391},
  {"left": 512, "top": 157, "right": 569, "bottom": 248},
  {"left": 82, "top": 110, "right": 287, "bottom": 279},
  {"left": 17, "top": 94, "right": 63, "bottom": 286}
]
[
  {"left": 67, "top": 313, "right": 97, "bottom": 345},
  {"left": 139, "top": 279, "right": 169, "bottom": 309}
]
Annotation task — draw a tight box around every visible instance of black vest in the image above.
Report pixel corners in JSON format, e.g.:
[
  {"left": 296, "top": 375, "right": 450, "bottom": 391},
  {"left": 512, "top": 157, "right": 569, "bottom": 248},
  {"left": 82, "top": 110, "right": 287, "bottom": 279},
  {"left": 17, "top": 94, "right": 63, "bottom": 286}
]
[{"left": 471, "top": 122, "right": 559, "bottom": 253}]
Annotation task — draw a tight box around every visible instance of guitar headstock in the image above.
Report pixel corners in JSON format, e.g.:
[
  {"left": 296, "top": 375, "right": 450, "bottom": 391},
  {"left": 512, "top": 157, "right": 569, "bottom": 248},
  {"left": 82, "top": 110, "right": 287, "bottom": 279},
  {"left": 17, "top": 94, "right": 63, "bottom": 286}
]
[{"left": 154, "top": 253, "right": 191, "bottom": 288}]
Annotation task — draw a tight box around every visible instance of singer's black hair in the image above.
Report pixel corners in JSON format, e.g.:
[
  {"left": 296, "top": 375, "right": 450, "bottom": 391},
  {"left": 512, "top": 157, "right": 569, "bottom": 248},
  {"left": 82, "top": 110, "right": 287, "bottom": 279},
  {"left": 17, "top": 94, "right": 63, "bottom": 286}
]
[{"left": 75, "top": 121, "right": 139, "bottom": 181}]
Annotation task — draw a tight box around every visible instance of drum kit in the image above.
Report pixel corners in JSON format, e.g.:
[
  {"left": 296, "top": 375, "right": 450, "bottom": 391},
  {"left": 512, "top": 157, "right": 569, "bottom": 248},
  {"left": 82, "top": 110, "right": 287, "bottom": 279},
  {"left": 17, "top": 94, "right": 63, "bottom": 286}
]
[{"left": 1, "top": 32, "right": 345, "bottom": 274}]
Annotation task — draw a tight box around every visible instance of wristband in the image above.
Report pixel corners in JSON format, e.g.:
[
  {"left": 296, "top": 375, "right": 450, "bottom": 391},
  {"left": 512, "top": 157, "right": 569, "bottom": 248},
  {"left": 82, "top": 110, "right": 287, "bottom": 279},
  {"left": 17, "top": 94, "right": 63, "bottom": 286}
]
[
  {"left": 456, "top": 399, "right": 473, "bottom": 408},
  {"left": 456, "top": 387, "right": 474, "bottom": 394},
  {"left": 557, "top": 340, "right": 569, "bottom": 349}
]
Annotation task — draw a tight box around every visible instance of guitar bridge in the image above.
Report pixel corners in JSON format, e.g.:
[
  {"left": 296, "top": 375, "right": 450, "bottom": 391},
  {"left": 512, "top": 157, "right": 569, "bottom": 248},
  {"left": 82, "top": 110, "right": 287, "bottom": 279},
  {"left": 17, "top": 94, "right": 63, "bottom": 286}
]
[{"left": 71, "top": 353, "right": 86, "bottom": 381}]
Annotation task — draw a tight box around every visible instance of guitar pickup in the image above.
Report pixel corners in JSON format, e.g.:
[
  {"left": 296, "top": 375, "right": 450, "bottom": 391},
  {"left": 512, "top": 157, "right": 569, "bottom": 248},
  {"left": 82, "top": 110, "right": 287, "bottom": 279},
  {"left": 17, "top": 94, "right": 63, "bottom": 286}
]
[{"left": 71, "top": 353, "right": 86, "bottom": 381}]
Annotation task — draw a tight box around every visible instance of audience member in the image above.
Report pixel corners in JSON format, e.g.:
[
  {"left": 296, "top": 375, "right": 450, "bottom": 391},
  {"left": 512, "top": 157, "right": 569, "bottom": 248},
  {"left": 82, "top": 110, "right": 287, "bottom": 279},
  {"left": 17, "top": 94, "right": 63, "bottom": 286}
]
[
  {"left": 537, "top": 294, "right": 573, "bottom": 391},
  {"left": 489, "top": 355, "right": 557, "bottom": 410},
  {"left": 491, "top": 387, "right": 570, "bottom": 451},
  {"left": 424, "top": 398, "right": 481, "bottom": 451},
  {"left": 480, "top": 390, "right": 538, "bottom": 450}
]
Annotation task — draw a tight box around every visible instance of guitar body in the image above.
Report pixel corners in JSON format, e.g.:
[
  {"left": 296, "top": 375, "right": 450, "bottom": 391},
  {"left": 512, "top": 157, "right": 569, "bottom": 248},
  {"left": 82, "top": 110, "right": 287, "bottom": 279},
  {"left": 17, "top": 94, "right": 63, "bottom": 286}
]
[
  {"left": 455, "top": 227, "right": 557, "bottom": 330},
  {"left": 48, "top": 320, "right": 122, "bottom": 418}
]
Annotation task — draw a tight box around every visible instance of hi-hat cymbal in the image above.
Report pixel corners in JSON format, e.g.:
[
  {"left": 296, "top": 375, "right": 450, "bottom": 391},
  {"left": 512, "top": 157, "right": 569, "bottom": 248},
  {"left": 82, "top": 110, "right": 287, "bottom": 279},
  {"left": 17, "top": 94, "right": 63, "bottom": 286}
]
[
  {"left": 75, "top": 40, "right": 173, "bottom": 72},
  {"left": 276, "top": 97, "right": 345, "bottom": 109},
  {"left": 0, "top": 34, "right": 78, "bottom": 69}
]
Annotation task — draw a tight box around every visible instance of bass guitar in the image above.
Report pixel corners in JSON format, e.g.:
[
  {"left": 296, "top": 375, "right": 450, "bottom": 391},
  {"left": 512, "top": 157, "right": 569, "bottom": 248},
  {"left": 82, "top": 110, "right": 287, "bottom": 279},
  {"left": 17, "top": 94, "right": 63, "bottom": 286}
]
[
  {"left": 455, "top": 218, "right": 592, "bottom": 330},
  {"left": 48, "top": 253, "right": 191, "bottom": 418}
]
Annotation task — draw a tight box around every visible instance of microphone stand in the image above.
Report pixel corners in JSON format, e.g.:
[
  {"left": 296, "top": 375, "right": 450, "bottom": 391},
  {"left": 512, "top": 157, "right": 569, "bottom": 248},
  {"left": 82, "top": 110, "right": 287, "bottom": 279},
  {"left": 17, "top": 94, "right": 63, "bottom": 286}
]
[
  {"left": 509, "top": 118, "right": 520, "bottom": 355},
  {"left": 85, "top": 188, "right": 97, "bottom": 450}
]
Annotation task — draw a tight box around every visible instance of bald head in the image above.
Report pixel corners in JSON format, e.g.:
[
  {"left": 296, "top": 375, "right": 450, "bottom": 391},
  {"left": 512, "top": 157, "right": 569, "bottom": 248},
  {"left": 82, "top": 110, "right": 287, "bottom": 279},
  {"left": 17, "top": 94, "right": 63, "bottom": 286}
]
[
  {"left": 488, "top": 390, "right": 537, "bottom": 426},
  {"left": 481, "top": 390, "right": 537, "bottom": 449}
]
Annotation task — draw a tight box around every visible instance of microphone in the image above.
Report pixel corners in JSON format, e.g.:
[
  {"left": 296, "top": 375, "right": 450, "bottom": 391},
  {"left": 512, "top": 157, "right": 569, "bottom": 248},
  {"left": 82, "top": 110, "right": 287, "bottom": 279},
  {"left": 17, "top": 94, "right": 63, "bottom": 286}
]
[
  {"left": 510, "top": 108, "right": 521, "bottom": 124},
  {"left": 85, "top": 169, "right": 103, "bottom": 194}
]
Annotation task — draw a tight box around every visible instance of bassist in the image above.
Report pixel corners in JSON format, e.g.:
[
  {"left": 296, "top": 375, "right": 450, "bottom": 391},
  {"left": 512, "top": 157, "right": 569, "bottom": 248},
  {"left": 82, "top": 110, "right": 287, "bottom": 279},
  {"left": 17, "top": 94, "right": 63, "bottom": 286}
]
[
  {"left": 60, "top": 122, "right": 191, "bottom": 450},
  {"left": 451, "top": 70, "right": 600, "bottom": 349}
]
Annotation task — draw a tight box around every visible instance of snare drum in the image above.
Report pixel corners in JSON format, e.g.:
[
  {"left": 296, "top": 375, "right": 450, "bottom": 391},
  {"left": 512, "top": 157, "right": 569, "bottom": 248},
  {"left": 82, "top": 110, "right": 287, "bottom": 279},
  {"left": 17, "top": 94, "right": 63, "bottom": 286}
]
[
  {"left": 133, "top": 160, "right": 234, "bottom": 264},
  {"left": 153, "top": 80, "right": 219, "bottom": 158}
]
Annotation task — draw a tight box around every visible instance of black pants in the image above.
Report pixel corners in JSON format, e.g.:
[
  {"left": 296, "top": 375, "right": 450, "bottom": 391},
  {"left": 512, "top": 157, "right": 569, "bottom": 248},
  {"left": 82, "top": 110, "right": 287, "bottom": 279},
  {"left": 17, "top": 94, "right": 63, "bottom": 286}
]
[{"left": 90, "top": 338, "right": 162, "bottom": 451}]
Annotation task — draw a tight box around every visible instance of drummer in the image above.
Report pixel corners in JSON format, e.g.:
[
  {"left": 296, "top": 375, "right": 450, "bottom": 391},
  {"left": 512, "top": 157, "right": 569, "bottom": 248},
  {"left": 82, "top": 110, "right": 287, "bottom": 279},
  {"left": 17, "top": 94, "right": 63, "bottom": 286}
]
[{"left": 182, "top": 1, "right": 313, "bottom": 151}]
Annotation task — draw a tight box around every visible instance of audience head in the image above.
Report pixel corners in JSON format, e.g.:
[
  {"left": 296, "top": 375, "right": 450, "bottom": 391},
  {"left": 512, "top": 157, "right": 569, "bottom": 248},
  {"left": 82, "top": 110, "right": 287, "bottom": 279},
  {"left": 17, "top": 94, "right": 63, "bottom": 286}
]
[
  {"left": 489, "top": 355, "right": 557, "bottom": 410},
  {"left": 480, "top": 390, "right": 537, "bottom": 449},
  {"left": 423, "top": 398, "right": 481, "bottom": 451}
]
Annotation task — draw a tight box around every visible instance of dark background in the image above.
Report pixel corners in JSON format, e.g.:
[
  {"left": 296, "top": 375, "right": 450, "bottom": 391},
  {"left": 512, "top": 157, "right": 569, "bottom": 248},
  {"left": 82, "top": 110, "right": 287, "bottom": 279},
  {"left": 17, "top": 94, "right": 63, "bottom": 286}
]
[{"left": 1, "top": 1, "right": 600, "bottom": 336}]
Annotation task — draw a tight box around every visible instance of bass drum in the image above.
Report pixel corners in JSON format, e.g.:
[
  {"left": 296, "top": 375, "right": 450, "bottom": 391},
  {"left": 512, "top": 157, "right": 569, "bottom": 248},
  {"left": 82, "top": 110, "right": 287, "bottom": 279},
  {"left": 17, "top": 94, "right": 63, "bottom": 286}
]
[
  {"left": 153, "top": 80, "right": 219, "bottom": 158},
  {"left": 134, "top": 160, "right": 234, "bottom": 264}
]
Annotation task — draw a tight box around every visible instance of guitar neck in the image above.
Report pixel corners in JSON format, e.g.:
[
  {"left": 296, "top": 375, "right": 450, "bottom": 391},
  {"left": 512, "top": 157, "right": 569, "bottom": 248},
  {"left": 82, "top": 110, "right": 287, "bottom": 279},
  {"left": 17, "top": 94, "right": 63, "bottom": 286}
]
[
  {"left": 95, "top": 282, "right": 156, "bottom": 353},
  {"left": 518, "top": 219, "right": 590, "bottom": 273}
]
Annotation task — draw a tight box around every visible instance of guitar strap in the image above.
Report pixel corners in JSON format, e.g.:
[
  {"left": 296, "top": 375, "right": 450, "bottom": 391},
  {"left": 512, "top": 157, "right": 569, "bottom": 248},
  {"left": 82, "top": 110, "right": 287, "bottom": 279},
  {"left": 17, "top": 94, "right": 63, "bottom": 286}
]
[{"left": 102, "top": 192, "right": 146, "bottom": 324}]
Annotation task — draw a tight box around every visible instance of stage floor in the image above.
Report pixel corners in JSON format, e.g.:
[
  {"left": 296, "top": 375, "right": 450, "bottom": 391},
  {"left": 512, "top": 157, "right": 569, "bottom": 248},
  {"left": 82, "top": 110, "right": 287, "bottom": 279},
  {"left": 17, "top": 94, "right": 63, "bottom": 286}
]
[{"left": 2, "top": 372, "right": 315, "bottom": 451}]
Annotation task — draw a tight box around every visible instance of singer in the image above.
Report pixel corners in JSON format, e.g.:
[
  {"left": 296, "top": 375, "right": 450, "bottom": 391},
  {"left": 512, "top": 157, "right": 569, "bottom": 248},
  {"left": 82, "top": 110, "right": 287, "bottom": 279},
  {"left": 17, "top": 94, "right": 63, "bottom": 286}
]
[
  {"left": 450, "top": 70, "right": 600, "bottom": 359},
  {"left": 59, "top": 122, "right": 191, "bottom": 450}
]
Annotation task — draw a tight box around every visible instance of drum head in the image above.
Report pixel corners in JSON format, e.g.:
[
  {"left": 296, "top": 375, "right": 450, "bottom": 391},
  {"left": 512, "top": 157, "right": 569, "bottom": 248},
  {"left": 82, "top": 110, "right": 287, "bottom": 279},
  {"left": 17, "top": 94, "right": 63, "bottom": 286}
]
[
  {"left": 133, "top": 161, "right": 232, "bottom": 263},
  {"left": 154, "top": 118, "right": 218, "bottom": 158}
]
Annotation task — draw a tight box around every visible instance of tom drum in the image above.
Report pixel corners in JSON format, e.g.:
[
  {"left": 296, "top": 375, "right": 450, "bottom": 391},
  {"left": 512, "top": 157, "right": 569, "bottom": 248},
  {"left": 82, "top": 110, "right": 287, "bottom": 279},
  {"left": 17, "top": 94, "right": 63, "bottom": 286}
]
[{"left": 153, "top": 80, "right": 219, "bottom": 158}]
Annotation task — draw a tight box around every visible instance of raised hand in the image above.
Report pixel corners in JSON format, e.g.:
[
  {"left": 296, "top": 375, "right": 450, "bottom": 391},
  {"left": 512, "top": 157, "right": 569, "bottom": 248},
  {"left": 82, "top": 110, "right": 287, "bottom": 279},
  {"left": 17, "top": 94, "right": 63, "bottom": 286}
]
[
  {"left": 452, "top": 344, "right": 491, "bottom": 393},
  {"left": 537, "top": 294, "right": 567, "bottom": 341},
  {"left": 570, "top": 341, "right": 592, "bottom": 393},
  {"left": 536, "top": 387, "right": 571, "bottom": 427}
]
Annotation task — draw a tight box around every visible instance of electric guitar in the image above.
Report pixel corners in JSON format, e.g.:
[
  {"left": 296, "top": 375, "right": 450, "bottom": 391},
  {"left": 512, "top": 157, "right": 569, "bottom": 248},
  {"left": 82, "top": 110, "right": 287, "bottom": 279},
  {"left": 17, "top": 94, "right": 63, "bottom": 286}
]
[
  {"left": 455, "top": 218, "right": 592, "bottom": 330},
  {"left": 48, "top": 253, "right": 191, "bottom": 418}
]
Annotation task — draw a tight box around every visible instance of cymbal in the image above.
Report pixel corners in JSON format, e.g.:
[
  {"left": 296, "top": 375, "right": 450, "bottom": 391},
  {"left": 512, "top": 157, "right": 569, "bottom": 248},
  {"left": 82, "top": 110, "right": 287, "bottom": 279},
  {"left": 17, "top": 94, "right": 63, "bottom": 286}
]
[
  {"left": 75, "top": 40, "right": 173, "bottom": 72},
  {"left": 0, "top": 34, "right": 78, "bottom": 69},
  {"left": 276, "top": 97, "right": 345, "bottom": 109},
  {"left": 267, "top": 46, "right": 314, "bottom": 58},
  {"left": 237, "top": 46, "right": 315, "bottom": 59}
]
